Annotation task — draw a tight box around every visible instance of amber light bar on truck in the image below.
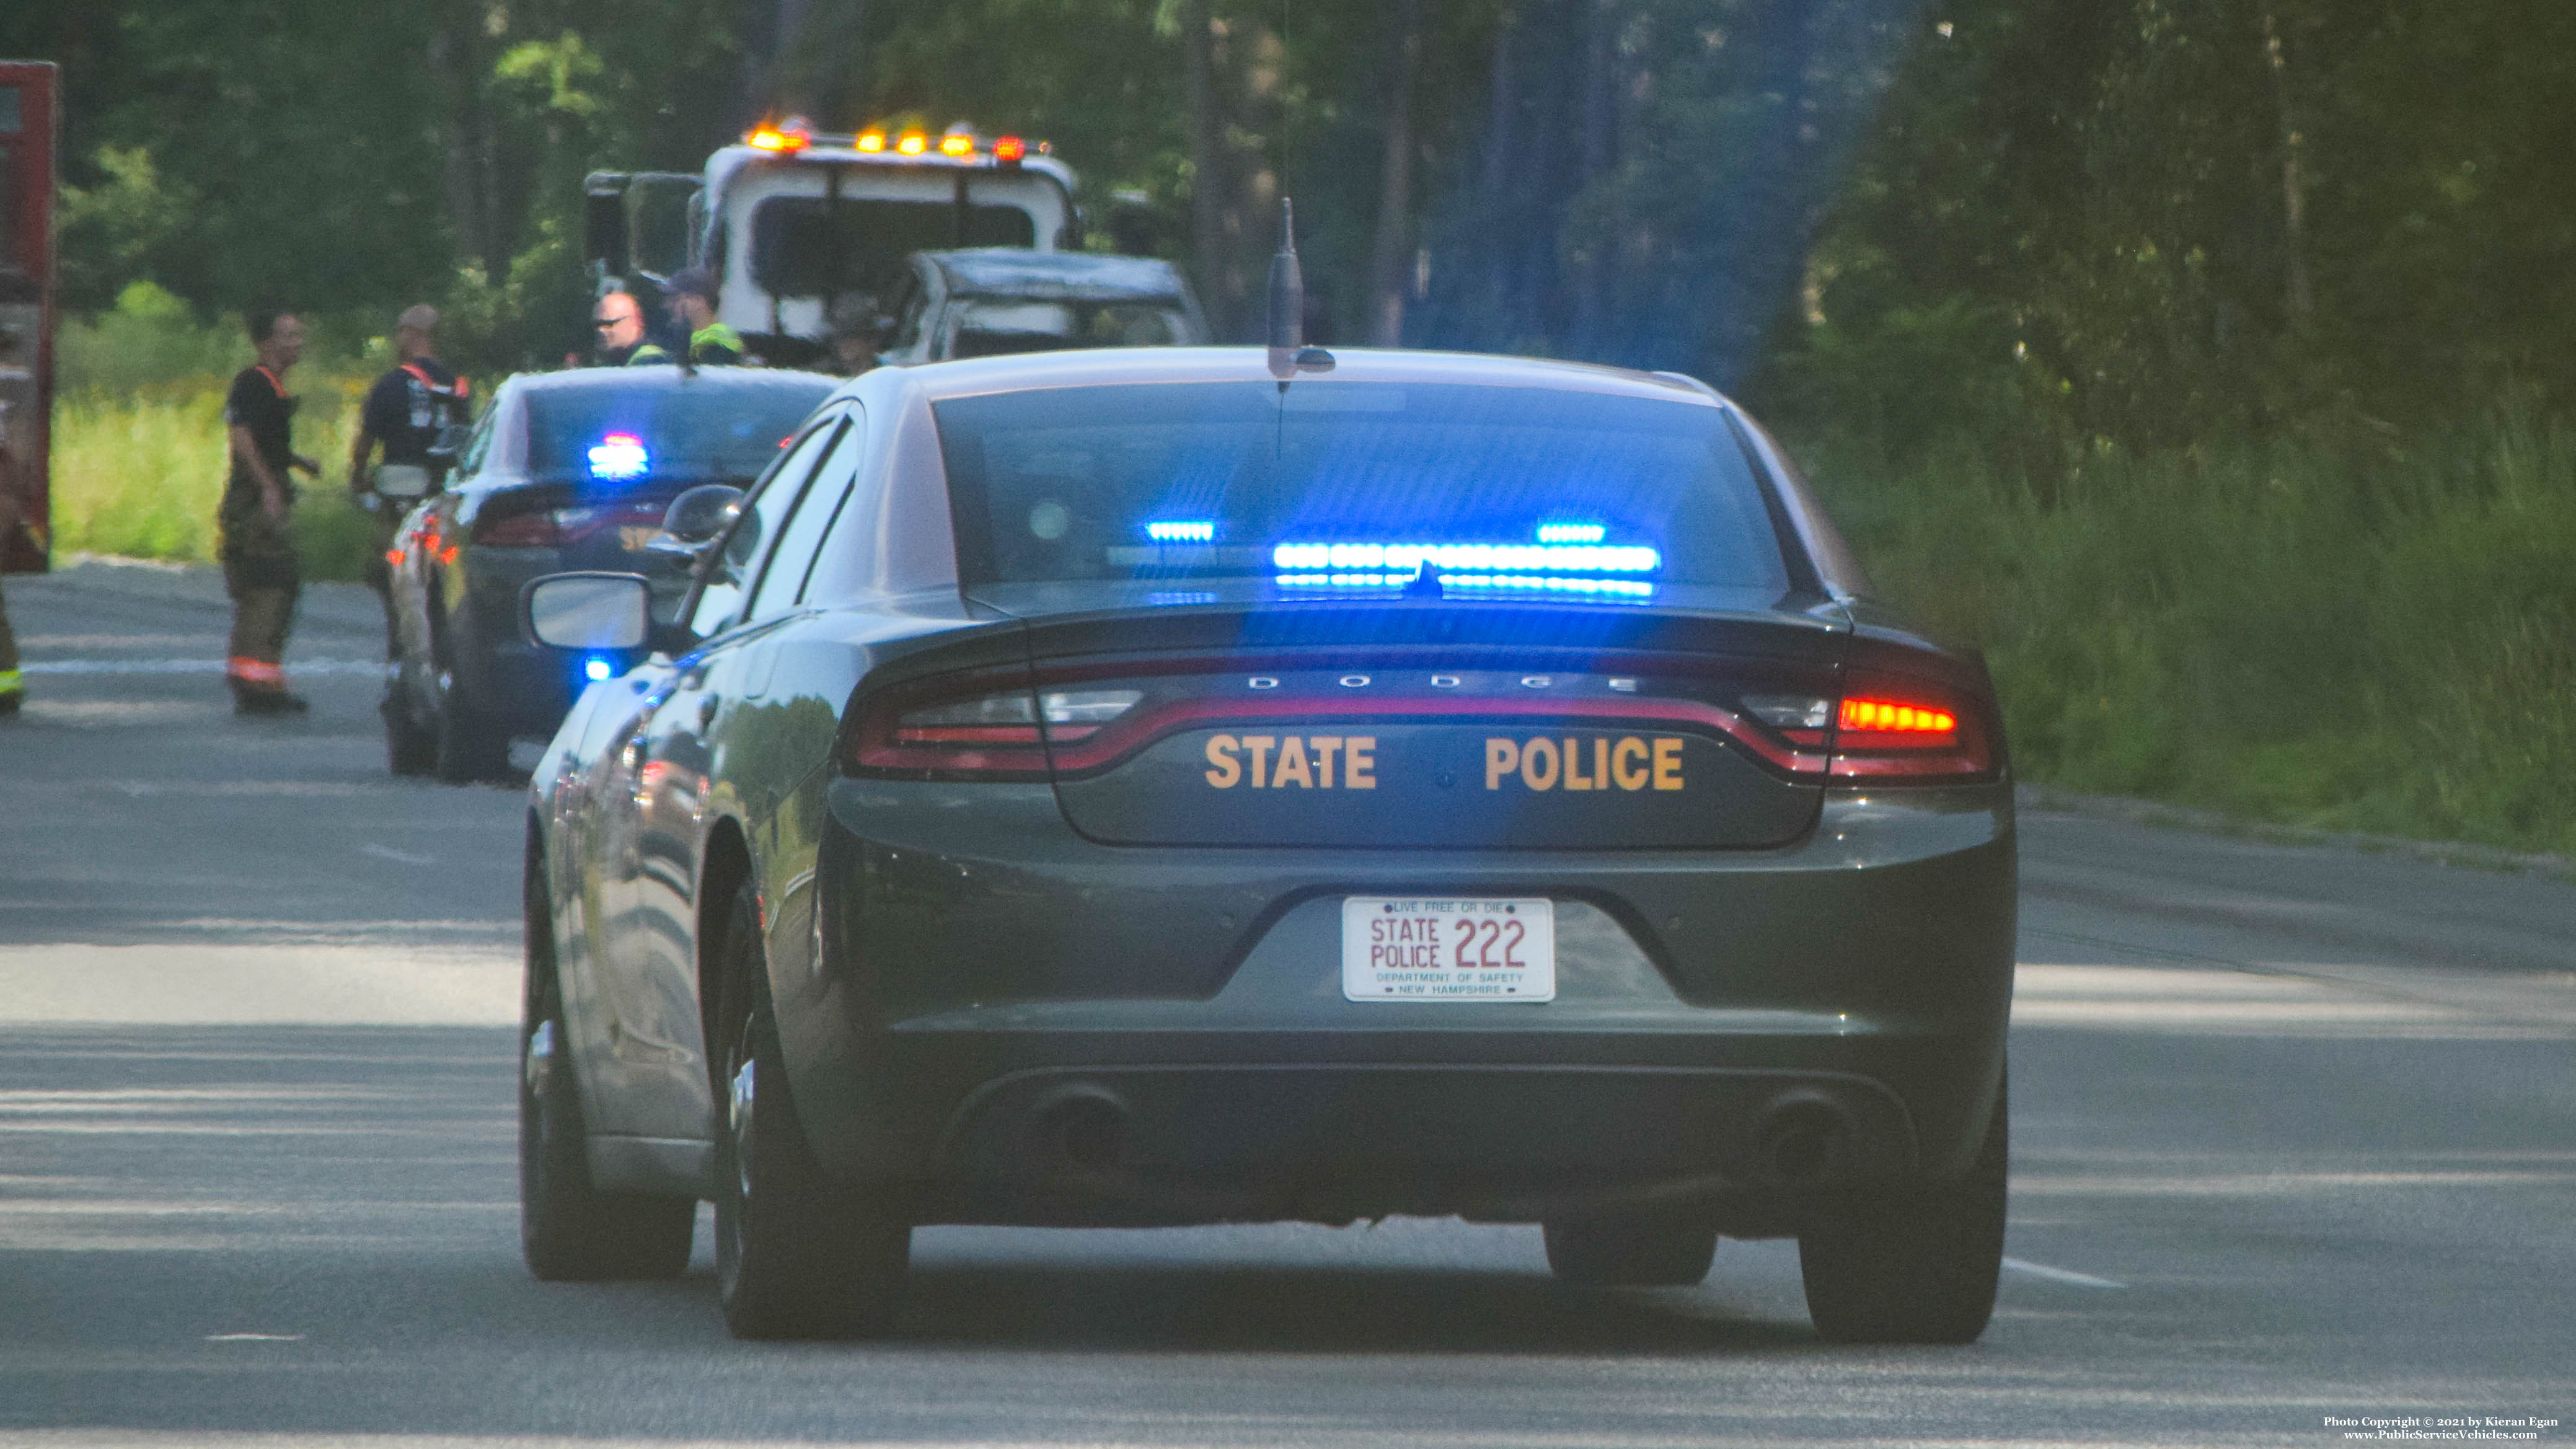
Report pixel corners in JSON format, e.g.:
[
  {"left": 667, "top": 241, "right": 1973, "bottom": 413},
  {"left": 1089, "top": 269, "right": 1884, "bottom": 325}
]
[{"left": 746, "top": 117, "right": 1038, "bottom": 168}]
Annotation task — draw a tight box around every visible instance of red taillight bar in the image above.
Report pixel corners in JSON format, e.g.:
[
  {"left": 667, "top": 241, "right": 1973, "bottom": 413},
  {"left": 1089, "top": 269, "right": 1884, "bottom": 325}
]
[
  {"left": 1827, "top": 671, "right": 1993, "bottom": 780},
  {"left": 847, "top": 663, "right": 1995, "bottom": 785},
  {"left": 1047, "top": 692, "right": 1825, "bottom": 777},
  {"left": 847, "top": 672, "right": 1830, "bottom": 782}
]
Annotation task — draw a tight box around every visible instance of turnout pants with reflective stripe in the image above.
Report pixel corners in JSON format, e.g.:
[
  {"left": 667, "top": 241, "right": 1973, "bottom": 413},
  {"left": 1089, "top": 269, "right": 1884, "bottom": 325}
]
[{"left": 220, "top": 504, "right": 300, "bottom": 693}]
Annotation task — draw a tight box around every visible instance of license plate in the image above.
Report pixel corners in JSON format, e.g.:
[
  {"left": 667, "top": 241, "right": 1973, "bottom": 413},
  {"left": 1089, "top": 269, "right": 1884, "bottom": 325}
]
[{"left": 1341, "top": 897, "right": 1555, "bottom": 1003}]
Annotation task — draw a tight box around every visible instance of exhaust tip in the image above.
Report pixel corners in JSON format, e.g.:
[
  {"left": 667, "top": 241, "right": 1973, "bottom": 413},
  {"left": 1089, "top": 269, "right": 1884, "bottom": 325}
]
[
  {"left": 1756, "top": 1096, "right": 1853, "bottom": 1186},
  {"left": 1030, "top": 1086, "right": 1127, "bottom": 1174}
]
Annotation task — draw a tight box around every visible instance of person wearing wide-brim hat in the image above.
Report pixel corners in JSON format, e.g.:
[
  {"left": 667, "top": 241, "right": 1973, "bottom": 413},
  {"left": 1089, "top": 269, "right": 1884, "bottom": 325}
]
[{"left": 826, "top": 293, "right": 886, "bottom": 377}]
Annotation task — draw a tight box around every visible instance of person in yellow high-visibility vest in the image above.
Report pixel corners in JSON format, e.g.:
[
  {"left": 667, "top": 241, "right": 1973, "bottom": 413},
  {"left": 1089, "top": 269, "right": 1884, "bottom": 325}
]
[{"left": 661, "top": 268, "right": 747, "bottom": 365}]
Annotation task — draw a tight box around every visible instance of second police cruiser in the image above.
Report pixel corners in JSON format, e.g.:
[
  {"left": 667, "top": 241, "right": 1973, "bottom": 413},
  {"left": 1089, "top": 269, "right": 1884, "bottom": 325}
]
[{"left": 348, "top": 304, "right": 470, "bottom": 655}]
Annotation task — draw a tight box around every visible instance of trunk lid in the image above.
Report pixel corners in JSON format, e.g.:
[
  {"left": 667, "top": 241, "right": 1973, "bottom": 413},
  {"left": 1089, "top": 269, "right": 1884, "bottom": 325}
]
[{"left": 973, "top": 583, "right": 1848, "bottom": 851}]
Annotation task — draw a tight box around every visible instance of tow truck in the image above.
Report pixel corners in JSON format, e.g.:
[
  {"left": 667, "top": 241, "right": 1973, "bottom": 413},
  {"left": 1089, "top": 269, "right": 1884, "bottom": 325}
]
[{"left": 583, "top": 118, "right": 1078, "bottom": 368}]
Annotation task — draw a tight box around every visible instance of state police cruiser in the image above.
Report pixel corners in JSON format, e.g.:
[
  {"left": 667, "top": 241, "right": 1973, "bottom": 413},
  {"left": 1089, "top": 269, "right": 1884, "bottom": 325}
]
[{"left": 348, "top": 304, "right": 470, "bottom": 653}]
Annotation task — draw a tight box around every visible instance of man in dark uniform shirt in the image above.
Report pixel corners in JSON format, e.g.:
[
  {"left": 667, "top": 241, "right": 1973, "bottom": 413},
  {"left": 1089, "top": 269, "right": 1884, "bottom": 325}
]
[
  {"left": 348, "top": 304, "right": 470, "bottom": 654},
  {"left": 221, "top": 309, "right": 320, "bottom": 714}
]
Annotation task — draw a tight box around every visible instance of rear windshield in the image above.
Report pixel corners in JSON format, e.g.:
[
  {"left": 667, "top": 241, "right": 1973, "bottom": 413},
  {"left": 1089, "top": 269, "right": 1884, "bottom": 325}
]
[
  {"left": 933, "top": 381, "right": 1789, "bottom": 597},
  {"left": 752, "top": 197, "right": 1036, "bottom": 299},
  {"left": 946, "top": 300, "right": 1196, "bottom": 358},
  {"left": 522, "top": 377, "right": 835, "bottom": 482}
]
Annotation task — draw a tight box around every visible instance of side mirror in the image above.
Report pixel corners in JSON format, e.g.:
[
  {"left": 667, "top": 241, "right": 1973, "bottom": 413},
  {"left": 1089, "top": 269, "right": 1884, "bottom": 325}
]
[
  {"left": 661, "top": 484, "right": 744, "bottom": 545},
  {"left": 583, "top": 173, "right": 630, "bottom": 269},
  {"left": 523, "top": 572, "right": 651, "bottom": 651},
  {"left": 374, "top": 463, "right": 433, "bottom": 500}
]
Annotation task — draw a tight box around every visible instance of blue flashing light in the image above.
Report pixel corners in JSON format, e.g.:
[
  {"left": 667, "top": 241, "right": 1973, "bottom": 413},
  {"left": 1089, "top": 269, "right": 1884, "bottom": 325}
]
[
  {"left": 583, "top": 657, "right": 615, "bottom": 682},
  {"left": 1276, "top": 572, "right": 1403, "bottom": 589},
  {"left": 1271, "top": 541, "right": 1660, "bottom": 574},
  {"left": 1444, "top": 573, "right": 1654, "bottom": 598},
  {"left": 1145, "top": 520, "right": 1216, "bottom": 543},
  {"left": 1273, "top": 571, "right": 1656, "bottom": 599},
  {"left": 1536, "top": 522, "right": 1607, "bottom": 544},
  {"left": 1149, "top": 590, "right": 1219, "bottom": 606},
  {"left": 587, "top": 433, "right": 650, "bottom": 480}
]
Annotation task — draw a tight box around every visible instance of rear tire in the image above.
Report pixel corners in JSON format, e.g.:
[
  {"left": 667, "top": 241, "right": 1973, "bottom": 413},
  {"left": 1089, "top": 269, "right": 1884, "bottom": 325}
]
[
  {"left": 384, "top": 690, "right": 437, "bottom": 777},
  {"left": 1798, "top": 1075, "right": 2006, "bottom": 1344},
  {"left": 1543, "top": 1205, "right": 1721, "bottom": 1287},
  {"left": 712, "top": 881, "right": 909, "bottom": 1339},
  {"left": 520, "top": 870, "right": 695, "bottom": 1281},
  {"left": 434, "top": 666, "right": 509, "bottom": 784}
]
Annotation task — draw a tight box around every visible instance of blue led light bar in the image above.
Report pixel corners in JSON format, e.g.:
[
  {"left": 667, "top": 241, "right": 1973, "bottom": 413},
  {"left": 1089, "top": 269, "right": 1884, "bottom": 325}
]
[
  {"left": 1271, "top": 541, "right": 1660, "bottom": 574},
  {"left": 1446, "top": 573, "right": 1654, "bottom": 597},
  {"left": 1273, "top": 571, "right": 1655, "bottom": 598},
  {"left": 587, "top": 433, "right": 650, "bottom": 480},
  {"left": 1145, "top": 519, "right": 1217, "bottom": 542},
  {"left": 1535, "top": 522, "right": 1607, "bottom": 544}
]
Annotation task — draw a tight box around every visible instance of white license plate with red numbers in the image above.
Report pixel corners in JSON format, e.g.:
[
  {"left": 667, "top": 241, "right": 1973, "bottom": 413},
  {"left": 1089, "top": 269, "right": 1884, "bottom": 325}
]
[{"left": 1341, "top": 897, "right": 1556, "bottom": 1003}]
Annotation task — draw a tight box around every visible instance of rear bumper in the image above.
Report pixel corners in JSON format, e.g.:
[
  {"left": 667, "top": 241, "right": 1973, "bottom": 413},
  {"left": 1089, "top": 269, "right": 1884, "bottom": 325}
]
[
  {"left": 455, "top": 553, "right": 576, "bottom": 734},
  {"left": 916, "top": 1060, "right": 1924, "bottom": 1231},
  {"left": 783, "top": 778, "right": 2016, "bottom": 1227}
]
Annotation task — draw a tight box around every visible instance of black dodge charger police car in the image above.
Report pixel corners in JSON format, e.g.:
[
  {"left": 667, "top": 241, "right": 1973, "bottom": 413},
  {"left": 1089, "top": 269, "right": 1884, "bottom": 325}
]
[
  {"left": 383, "top": 366, "right": 835, "bottom": 780},
  {"left": 515, "top": 345, "right": 2016, "bottom": 1344}
]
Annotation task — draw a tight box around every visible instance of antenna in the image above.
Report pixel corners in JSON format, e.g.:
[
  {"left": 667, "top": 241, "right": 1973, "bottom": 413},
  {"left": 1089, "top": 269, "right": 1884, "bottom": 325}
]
[
  {"left": 1266, "top": 198, "right": 1334, "bottom": 383},
  {"left": 1266, "top": 198, "right": 1303, "bottom": 378}
]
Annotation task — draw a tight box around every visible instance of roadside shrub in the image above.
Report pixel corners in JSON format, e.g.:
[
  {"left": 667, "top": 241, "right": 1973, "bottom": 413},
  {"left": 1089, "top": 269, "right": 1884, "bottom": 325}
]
[{"left": 1801, "top": 410, "right": 2576, "bottom": 857}]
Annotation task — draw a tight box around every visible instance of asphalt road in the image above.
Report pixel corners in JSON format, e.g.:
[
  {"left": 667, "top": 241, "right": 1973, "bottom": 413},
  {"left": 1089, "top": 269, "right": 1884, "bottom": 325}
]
[{"left": 3, "top": 558, "right": 2571, "bottom": 1448}]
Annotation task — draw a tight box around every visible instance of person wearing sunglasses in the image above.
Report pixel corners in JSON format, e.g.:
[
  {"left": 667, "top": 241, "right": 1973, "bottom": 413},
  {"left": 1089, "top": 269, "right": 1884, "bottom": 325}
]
[{"left": 592, "top": 291, "right": 647, "bottom": 366}]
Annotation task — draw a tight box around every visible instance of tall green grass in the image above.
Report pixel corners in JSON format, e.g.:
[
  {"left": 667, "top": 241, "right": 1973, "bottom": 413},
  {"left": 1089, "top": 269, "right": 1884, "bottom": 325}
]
[
  {"left": 51, "top": 283, "right": 378, "bottom": 581},
  {"left": 1803, "top": 412, "right": 2576, "bottom": 857}
]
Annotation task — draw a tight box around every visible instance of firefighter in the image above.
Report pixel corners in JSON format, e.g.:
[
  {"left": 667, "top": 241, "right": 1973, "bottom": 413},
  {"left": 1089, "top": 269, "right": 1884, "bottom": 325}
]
[
  {"left": 592, "top": 290, "right": 647, "bottom": 366},
  {"left": 220, "top": 309, "right": 321, "bottom": 715},
  {"left": 661, "top": 267, "right": 746, "bottom": 365},
  {"left": 348, "top": 304, "right": 470, "bottom": 657}
]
